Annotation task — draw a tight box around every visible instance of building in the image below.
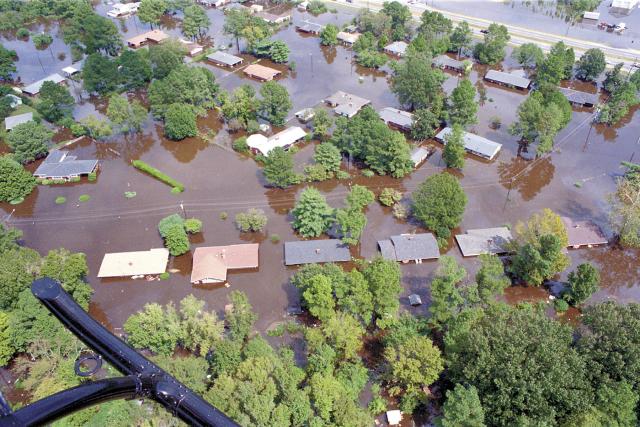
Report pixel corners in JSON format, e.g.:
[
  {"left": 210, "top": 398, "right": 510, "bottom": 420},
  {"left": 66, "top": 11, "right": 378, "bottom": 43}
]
[
  {"left": 256, "top": 11, "right": 291, "bottom": 24},
  {"left": 223, "top": 2, "right": 250, "bottom": 12},
  {"left": 197, "top": 0, "right": 229, "bottom": 7},
  {"left": 583, "top": 11, "right": 601, "bottom": 20},
  {"left": 4, "top": 112, "right": 33, "bottom": 131},
  {"left": 296, "top": 20, "right": 325, "bottom": 34},
  {"left": 107, "top": 2, "right": 140, "bottom": 17},
  {"left": 408, "top": 294, "right": 422, "bottom": 306},
  {"left": 250, "top": 4, "right": 264, "bottom": 13},
  {"left": 484, "top": 69, "right": 531, "bottom": 90},
  {"left": 247, "top": 126, "right": 307, "bottom": 156},
  {"left": 97, "top": 248, "right": 169, "bottom": 278},
  {"left": 33, "top": 150, "right": 98, "bottom": 180},
  {"left": 179, "top": 39, "right": 204, "bottom": 56},
  {"left": 298, "top": 1, "right": 310, "bottom": 10},
  {"left": 559, "top": 87, "right": 599, "bottom": 108},
  {"left": 243, "top": 63, "right": 281, "bottom": 81},
  {"left": 295, "top": 107, "right": 316, "bottom": 122},
  {"left": 383, "top": 41, "right": 408, "bottom": 56},
  {"left": 455, "top": 227, "right": 513, "bottom": 257},
  {"left": 435, "top": 127, "right": 502, "bottom": 160},
  {"left": 410, "top": 146, "right": 432, "bottom": 167},
  {"left": 190, "top": 244, "right": 259, "bottom": 284},
  {"left": 378, "top": 233, "right": 440, "bottom": 263},
  {"left": 5, "top": 94, "right": 21, "bottom": 108},
  {"left": 324, "top": 91, "right": 370, "bottom": 118},
  {"left": 611, "top": 0, "right": 638, "bottom": 12},
  {"left": 22, "top": 73, "right": 66, "bottom": 96},
  {"left": 432, "top": 55, "right": 466, "bottom": 73},
  {"left": 61, "top": 65, "right": 81, "bottom": 77},
  {"left": 561, "top": 217, "right": 608, "bottom": 248},
  {"left": 284, "top": 239, "right": 351, "bottom": 265},
  {"left": 126, "top": 30, "right": 169, "bottom": 48},
  {"left": 386, "top": 410, "right": 402, "bottom": 426},
  {"left": 337, "top": 31, "right": 361, "bottom": 45},
  {"left": 207, "top": 51, "right": 244, "bottom": 68},
  {"left": 379, "top": 107, "right": 414, "bottom": 131}
]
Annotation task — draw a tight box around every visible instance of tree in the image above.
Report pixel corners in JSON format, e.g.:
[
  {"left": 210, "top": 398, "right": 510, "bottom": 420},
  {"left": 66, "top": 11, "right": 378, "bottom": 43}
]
[
  {"left": 178, "top": 295, "right": 223, "bottom": 356},
  {"left": 429, "top": 255, "right": 467, "bottom": 327},
  {"left": 259, "top": 81, "right": 291, "bottom": 126},
  {"left": 336, "top": 270, "right": 374, "bottom": 325},
  {"left": 346, "top": 185, "right": 374, "bottom": 210},
  {"left": 63, "top": 3, "right": 122, "bottom": 56},
  {"left": 223, "top": 10, "right": 252, "bottom": 52},
  {"left": 291, "top": 187, "right": 333, "bottom": 238},
  {"left": 32, "top": 33, "right": 53, "bottom": 49},
  {"left": 312, "top": 109, "right": 333, "bottom": 140},
  {"left": 512, "top": 208, "right": 569, "bottom": 248},
  {"left": 510, "top": 234, "right": 569, "bottom": 286},
  {"left": 124, "top": 302, "right": 181, "bottom": 355},
  {"left": 235, "top": 208, "right": 268, "bottom": 232},
  {"left": 158, "top": 214, "right": 190, "bottom": 256},
  {"left": 563, "top": 263, "right": 600, "bottom": 306},
  {"left": 0, "top": 45, "right": 17, "bottom": 81},
  {"left": 138, "top": 0, "right": 167, "bottom": 29},
  {"left": 267, "top": 40, "right": 290, "bottom": 63},
  {"left": 182, "top": 4, "right": 210, "bottom": 39},
  {"left": 82, "top": 53, "right": 119, "bottom": 95},
  {"left": 0, "top": 312, "right": 13, "bottom": 366},
  {"left": 314, "top": 143, "right": 341, "bottom": 172},
  {"left": 336, "top": 207, "right": 367, "bottom": 246},
  {"left": 536, "top": 41, "right": 575, "bottom": 85},
  {"left": 148, "top": 64, "right": 217, "bottom": 117},
  {"left": 80, "top": 115, "right": 113, "bottom": 139},
  {"left": 0, "top": 224, "right": 21, "bottom": 254},
  {"left": 117, "top": 50, "right": 152, "bottom": 90},
  {"left": 40, "top": 249, "right": 93, "bottom": 308},
  {"left": 473, "top": 23, "right": 509, "bottom": 65},
  {"left": 410, "top": 98, "right": 445, "bottom": 140},
  {"left": 0, "top": 247, "right": 40, "bottom": 309},
  {"left": 7, "top": 121, "right": 52, "bottom": 164},
  {"left": 262, "top": 147, "right": 300, "bottom": 188},
  {"left": 391, "top": 50, "right": 446, "bottom": 110},
  {"left": 107, "top": 94, "right": 148, "bottom": 133},
  {"left": 512, "top": 42, "right": 544, "bottom": 68},
  {"left": 355, "top": 50, "right": 387, "bottom": 69},
  {"left": 382, "top": 1, "right": 411, "bottom": 38},
  {"left": 449, "top": 21, "right": 473, "bottom": 56},
  {"left": 0, "top": 156, "right": 36, "bottom": 203},
  {"left": 149, "top": 40, "right": 186, "bottom": 79},
  {"left": 226, "top": 291, "right": 257, "bottom": 341},
  {"left": 443, "top": 125, "right": 466, "bottom": 169},
  {"left": 320, "top": 24, "right": 338, "bottom": 46},
  {"left": 36, "top": 81, "right": 74, "bottom": 123},
  {"left": 164, "top": 103, "right": 197, "bottom": 140},
  {"left": 441, "top": 384, "right": 486, "bottom": 427},
  {"left": 597, "top": 82, "right": 639, "bottom": 125},
  {"left": 603, "top": 62, "right": 624, "bottom": 93},
  {"left": 412, "top": 172, "right": 467, "bottom": 242},
  {"left": 302, "top": 275, "right": 336, "bottom": 322},
  {"left": 221, "top": 85, "right": 257, "bottom": 129},
  {"left": 475, "top": 254, "right": 510, "bottom": 304},
  {"left": 575, "top": 48, "right": 606, "bottom": 81},
  {"left": 610, "top": 164, "right": 640, "bottom": 247},
  {"left": 631, "top": 68, "right": 640, "bottom": 90},
  {"left": 362, "top": 257, "right": 403, "bottom": 328}
]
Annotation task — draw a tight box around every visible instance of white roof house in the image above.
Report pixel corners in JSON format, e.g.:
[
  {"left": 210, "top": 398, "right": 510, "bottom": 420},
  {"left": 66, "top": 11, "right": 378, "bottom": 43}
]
[
  {"left": 379, "top": 107, "right": 414, "bottom": 130},
  {"left": 455, "top": 227, "right": 513, "bottom": 257},
  {"left": 247, "top": 126, "right": 307, "bottom": 156},
  {"left": 611, "top": 0, "right": 638, "bottom": 10},
  {"left": 97, "top": 248, "right": 169, "bottom": 278},
  {"left": 384, "top": 41, "right": 408, "bottom": 56},
  {"left": 107, "top": 2, "right": 140, "bottom": 17},
  {"left": 435, "top": 127, "right": 502, "bottom": 160},
  {"left": 5, "top": 112, "right": 33, "bottom": 131},
  {"left": 22, "top": 73, "right": 66, "bottom": 96},
  {"left": 337, "top": 31, "right": 361, "bottom": 45},
  {"left": 325, "top": 91, "right": 371, "bottom": 118}
]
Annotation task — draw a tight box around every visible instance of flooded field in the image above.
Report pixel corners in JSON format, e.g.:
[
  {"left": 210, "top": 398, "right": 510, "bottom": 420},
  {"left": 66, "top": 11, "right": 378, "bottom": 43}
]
[{"left": 2, "top": 3, "right": 640, "bottom": 335}]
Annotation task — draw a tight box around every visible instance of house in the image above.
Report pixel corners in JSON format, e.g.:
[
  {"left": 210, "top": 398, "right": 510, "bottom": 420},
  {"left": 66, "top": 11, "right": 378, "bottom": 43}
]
[
  {"left": 432, "top": 55, "right": 466, "bottom": 73},
  {"left": 5, "top": 112, "right": 33, "bottom": 131},
  {"left": 126, "top": 30, "right": 169, "bottom": 48},
  {"left": 61, "top": 65, "right": 81, "bottom": 77},
  {"left": 561, "top": 217, "right": 608, "bottom": 248},
  {"left": 22, "top": 73, "right": 66, "bottom": 96},
  {"left": 97, "top": 248, "right": 169, "bottom": 278},
  {"left": 386, "top": 410, "right": 402, "bottom": 426},
  {"left": 611, "top": 0, "right": 638, "bottom": 12},
  {"left": 295, "top": 107, "right": 316, "bottom": 122},
  {"left": 559, "top": 87, "right": 599, "bottom": 108},
  {"left": 410, "top": 146, "right": 432, "bottom": 167},
  {"left": 296, "top": 20, "right": 325, "bottom": 34},
  {"left": 107, "top": 2, "right": 140, "bottom": 17},
  {"left": 256, "top": 11, "right": 291, "bottom": 24},
  {"left": 243, "top": 63, "right": 281, "bottom": 81},
  {"left": 298, "top": 0, "right": 310, "bottom": 10},
  {"left": 179, "top": 39, "right": 204, "bottom": 57},
  {"left": 408, "top": 294, "right": 422, "bottom": 306},
  {"left": 247, "top": 126, "right": 307, "bottom": 156},
  {"left": 484, "top": 69, "right": 531, "bottom": 90},
  {"left": 198, "top": 0, "right": 228, "bottom": 7},
  {"left": 455, "top": 227, "right": 513, "bottom": 257},
  {"left": 378, "top": 233, "right": 440, "bottom": 263},
  {"left": 583, "top": 11, "right": 600, "bottom": 20},
  {"left": 324, "top": 91, "right": 370, "bottom": 118},
  {"left": 379, "top": 107, "right": 414, "bottom": 131},
  {"left": 33, "top": 150, "right": 98, "bottom": 180},
  {"left": 190, "top": 244, "right": 259, "bottom": 284},
  {"left": 223, "top": 2, "right": 250, "bottom": 12},
  {"left": 284, "top": 239, "right": 351, "bottom": 265},
  {"left": 384, "top": 41, "right": 408, "bottom": 56},
  {"left": 337, "top": 31, "right": 361, "bottom": 45},
  {"left": 5, "top": 94, "right": 21, "bottom": 108},
  {"left": 207, "top": 51, "right": 244, "bottom": 67},
  {"left": 435, "top": 127, "right": 502, "bottom": 160},
  {"left": 250, "top": 4, "right": 264, "bottom": 13}
]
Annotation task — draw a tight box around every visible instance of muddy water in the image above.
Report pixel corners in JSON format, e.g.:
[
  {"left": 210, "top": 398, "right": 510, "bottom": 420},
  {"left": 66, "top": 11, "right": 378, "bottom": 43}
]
[{"left": 2, "top": 5, "right": 640, "bottom": 335}]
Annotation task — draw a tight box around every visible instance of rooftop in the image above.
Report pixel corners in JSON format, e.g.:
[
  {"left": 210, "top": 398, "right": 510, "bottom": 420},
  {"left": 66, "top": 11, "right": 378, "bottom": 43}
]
[
  {"left": 378, "top": 233, "right": 440, "bottom": 262},
  {"left": 410, "top": 146, "right": 431, "bottom": 167},
  {"left": 583, "top": 11, "right": 600, "bottom": 19},
  {"left": 5, "top": 112, "right": 33, "bottom": 131},
  {"left": 384, "top": 41, "right": 408, "bottom": 56},
  {"left": 247, "top": 126, "right": 307, "bottom": 156},
  {"left": 126, "top": 30, "right": 169, "bottom": 47},
  {"left": 22, "top": 73, "right": 65, "bottom": 95},
  {"left": 379, "top": 107, "right": 414, "bottom": 129},
  {"left": 484, "top": 69, "right": 531, "bottom": 89},
  {"left": 243, "top": 63, "right": 281, "bottom": 81},
  {"left": 337, "top": 31, "right": 361, "bottom": 44},
  {"left": 296, "top": 20, "right": 325, "bottom": 33},
  {"left": 284, "top": 239, "right": 351, "bottom": 265},
  {"left": 97, "top": 248, "right": 169, "bottom": 278},
  {"left": 561, "top": 217, "right": 608, "bottom": 248},
  {"left": 207, "top": 51, "right": 244, "bottom": 66},
  {"left": 455, "top": 227, "right": 513, "bottom": 257},
  {"left": 432, "top": 55, "right": 466, "bottom": 71},
  {"left": 191, "top": 244, "right": 259, "bottom": 283},
  {"left": 33, "top": 149, "right": 98, "bottom": 178},
  {"left": 256, "top": 11, "right": 291, "bottom": 22},
  {"left": 559, "top": 87, "right": 599, "bottom": 107},
  {"left": 435, "top": 127, "right": 502, "bottom": 160},
  {"left": 325, "top": 91, "right": 370, "bottom": 118}
]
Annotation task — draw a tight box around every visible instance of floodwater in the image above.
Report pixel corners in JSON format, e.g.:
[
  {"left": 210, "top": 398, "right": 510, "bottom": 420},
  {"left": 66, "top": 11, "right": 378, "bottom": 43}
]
[{"left": 2, "top": 4, "right": 640, "bottom": 341}]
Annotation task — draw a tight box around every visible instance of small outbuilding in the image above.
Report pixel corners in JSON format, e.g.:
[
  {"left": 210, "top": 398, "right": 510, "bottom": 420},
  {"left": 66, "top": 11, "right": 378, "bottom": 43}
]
[
  {"left": 378, "top": 233, "right": 440, "bottom": 263},
  {"left": 97, "top": 248, "right": 169, "bottom": 278},
  {"left": 22, "top": 73, "right": 66, "bottom": 96},
  {"left": 559, "top": 87, "right": 599, "bottom": 108},
  {"left": 455, "top": 227, "right": 512, "bottom": 257},
  {"left": 207, "top": 51, "right": 244, "bottom": 67},
  {"left": 410, "top": 146, "right": 432, "bottom": 168},
  {"left": 61, "top": 65, "right": 81, "bottom": 77},
  {"left": 435, "top": 127, "right": 502, "bottom": 160},
  {"left": 408, "top": 294, "right": 422, "bottom": 306},
  {"left": 5, "top": 112, "right": 33, "bottom": 131},
  {"left": 484, "top": 69, "right": 531, "bottom": 90},
  {"left": 179, "top": 39, "right": 204, "bottom": 56},
  {"left": 243, "top": 63, "right": 281, "bottom": 81},
  {"left": 379, "top": 107, "right": 414, "bottom": 131},
  {"left": 295, "top": 107, "right": 316, "bottom": 122},
  {"left": 324, "top": 91, "right": 370, "bottom": 118},
  {"left": 561, "top": 217, "right": 608, "bottom": 248},
  {"left": 383, "top": 41, "right": 408, "bottom": 56},
  {"left": 190, "top": 244, "right": 259, "bottom": 284},
  {"left": 284, "top": 239, "right": 351, "bottom": 265},
  {"left": 107, "top": 2, "right": 140, "bottom": 17},
  {"left": 33, "top": 149, "right": 98, "bottom": 180},
  {"left": 247, "top": 126, "right": 307, "bottom": 156},
  {"left": 386, "top": 410, "right": 402, "bottom": 426}
]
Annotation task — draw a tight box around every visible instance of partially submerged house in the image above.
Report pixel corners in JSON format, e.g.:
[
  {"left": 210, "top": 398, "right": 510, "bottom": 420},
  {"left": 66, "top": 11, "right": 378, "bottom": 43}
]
[
  {"left": 295, "top": 107, "right": 316, "bottom": 122},
  {"left": 33, "top": 150, "right": 98, "bottom": 180},
  {"left": 410, "top": 146, "right": 432, "bottom": 168},
  {"left": 383, "top": 41, "right": 408, "bottom": 56},
  {"left": 561, "top": 217, "right": 608, "bottom": 248},
  {"left": 243, "top": 63, "right": 281, "bottom": 81},
  {"left": 324, "top": 91, "right": 370, "bottom": 118},
  {"left": 97, "top": 248, "right": 169, "bottom": 278},
  {"left": 379, "top": 107, "right": 414, "bottom": 131},
  {"left": 284, "top": 239, "right": 351, "bottom": 265},
  {"left": 198, "top": 0, "right": 229, "bottom": 7},
  {"left": 190, "top": 244, "right": 259, "bottom": 284},
  {"left": 207, "top": 51, "right": 244, "bottom": 68},
  {"left": 484, "top": 70, "right": 531, "bottom": 90},
  {"left": 22, "top": 73, "right": 66, "bottom": 96},
  {"left": 337, "top": 31, "right": 361, "bottom": 45},
  {"left": 5, "top": 112, "right": 33, "bottom": 131},
  {"left": 432, "top": 55, "right": 466, "bottom": 73},
  {"left": 559, "top": 87, "right": 599, "bottom": 108},
  {"left": 296, "top": 20, "right": 325, "bottom": 34},
  {"left": 378, "top": 233, "right": 440, "bottom": 263},
  {"left": 256, "top": 11, "right": 291, "bottom": 24},
  {"left": 179, "top": 39, "right": 204, "bottom": 57},
  {"left": 247, "top": 126, "right": 307, "bottom": 156},
  {"left": 126, "top": 30, "right": 169, "bottom": 48},
  {"left": 455, "top": 227, "right": 513, "bottom": 257},
  {"left": 435, "top": 127, "right": 502, "bottom": 160},
  {"left": 107, "top": 2, "right": 140, "bottom": 17}
]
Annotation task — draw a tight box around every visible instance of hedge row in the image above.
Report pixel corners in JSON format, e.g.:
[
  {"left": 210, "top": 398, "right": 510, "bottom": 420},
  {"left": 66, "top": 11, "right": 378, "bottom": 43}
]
[{"left": 131, "top": 160, "right": 184, "bottom": 192}]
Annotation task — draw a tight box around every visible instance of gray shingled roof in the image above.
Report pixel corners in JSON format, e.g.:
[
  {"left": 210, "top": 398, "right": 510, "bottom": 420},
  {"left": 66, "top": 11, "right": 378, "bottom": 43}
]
[
  {"left": 559, "top": 87, "right": 599, "bottom": 107},
  {"left": 379, "top": 107, "right": 414, "bottom": 129},
  {"left": 378, "top": 234, "right": 440, "bottom": 261},
  {"left": 296, "top": 20, "right": 325, "bottom": 33},
  {"left": 284, "top": 239, "right": 351, "bottom": 265},
  {"left": 34, "top": 150, "right": 98, "bottom": 178},
  {"left": 484, "top": 70, "right": 531, "bottom": 89},
  {"left": 5, "top": 112, "right": 33, "bottom": 131},
  {"left": 432, "top": 55, "right": 465, "bottom": 71},
  {"left": 207, "top": 51, "right": 243, "bottom": 67},
  {"left": 22, "top": 73, "right": 65, "bottom": 95},
  {"left": 561, "top": 217, "right": 608, "bottom": 247},
  {"left": 435, "top": 127, "right": 502, "bottom": 160},
  {"left": 384, "top": 41, "right": 408, "bottom": 56},
  {"left": 455, "top": 227, "right": 513, "bottom": 257}
]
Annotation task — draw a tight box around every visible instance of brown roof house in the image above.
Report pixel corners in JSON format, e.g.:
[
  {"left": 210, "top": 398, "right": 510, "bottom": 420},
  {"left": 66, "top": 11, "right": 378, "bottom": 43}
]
[
  {"left": 561, "top": 217, "right": 608, "bottom": 249},
  {"left": 126, "top": 30, "right": 169, "bottom": 48},
  {"left": 190, "top": 244, "right": 259, "bottom": 284},
  {"left": 243, "top": 63, "right": 281, "bottom": 81}
]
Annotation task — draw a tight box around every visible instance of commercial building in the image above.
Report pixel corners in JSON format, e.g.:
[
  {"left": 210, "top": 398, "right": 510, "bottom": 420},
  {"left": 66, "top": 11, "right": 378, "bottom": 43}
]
[
  {"left": 324, "top": 91, "right": 370, "bottom": 118},
  {"left": 484, "top": 69, "right": 531, "bottom": 90},
  {"left": 435, "top": 127, "right": 502, "bottom": 160},
  {"left": 455, "top": 227, "right": 513, "bottom": 257},
  {"left": 4, "top": 112, "right": 33, "bottom": 131},
  {"left": 97, "top": 248, "right": 169, "bottom": 278},
  {"left": 378, "top": 233, "right": 440, "bottom": 263},
  {"left": 33, "top": 150, "right": 98, "bottom": 181},
  {"left": 22, "top": 73, "right": 66, "bottom": 96},
  {"left": 284, "top": 239, "right": 351, "bottom": 265},
  {"left": 562, "top": 217, "right": 608, "bottom": 248},
  {"left": 190, "top": 244, "right": 259, "bottom": 284},
  {"left": 247, "top": 126, "right": 307, "bottom": 156},
  {"left": 243, "top": 63, "right": 281, "bottom": 81}
]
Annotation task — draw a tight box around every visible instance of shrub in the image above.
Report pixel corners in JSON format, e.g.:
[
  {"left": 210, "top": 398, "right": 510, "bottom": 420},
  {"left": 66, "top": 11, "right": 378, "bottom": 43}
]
[
  {"left": 164, "top": 103, "right": 198, "bottom": 141},
  {"left": 88, "top": 172, "right": 97, "bottom": 181},
  {"left": 32, "top": 33, "right": 53, "bottom": 49},
  {"left": 362, "top": 169, "right": 375, "bottom": 178},
  {"left": 70, "top": 176, "right": 81, "bottom": 183},
  {"left": 270, "top": 234, "right": 281, "bottom": 243},
  {"left": 266, "top": 324, "right": 285, "bottom": 337},
  {"left": 308, "top": 0, "right": 328, "bottom": 14},
  {"left": 171, "top": 187, "right": 181, "bottom": 194},
  {"left": 16, "top": 28, "right": 29, "bottom": 39},
  {"left": 41, "top": 179, "right": 51, "bottom": 185},
  {"left": 392, "top": 203, "right": 408, "bottom": 219},
  {"left": 304, "top": 164, "right": 332, "bottom": 182},
  {"left": 132, "top": 160, "right": 184, "bottom": 191},
  {"left": 78, "top": 194, "right": 90, "bottom": 202},
  {"left": 232, "top": 137, "right": 249, "bottom": 153},
  {"left": 70, "top": 123, "right": 87, "bottom": 137},
  {"left": 55, "top": 196, "right": 66, "bottom": 204},
  {"left": 219, "top": 212, "right": 228, "bottom": 220},
  {"left": 53, "top": 179, "right": 65, "bottom": 185},
  {"left": 158, "top": 214, "right": 190, "bottom": 256},
  {"left": 336, "top": 170, "right": 350, "bottom": 180},
  {"left": 184, "top": 218, "right": 203, "bottom": 234},
  {"left": 124, "top": 191, "right": 137, "bottom": 198},
  {"left": 246, "top": 120, "right": 260, "bottom": 133},
  {"left": 490, "top": 115, "right": 502, "bottom": 129},
  {"left": 379, "top": 188, "right": 402, "bottom": 207},
  {"left": 554, "top": 298, "right": 569, "bottom": 313},
  {"left": 235, "top": 208, "right": 268, "bottom": 232},
  {"left": 159, "top": 272, "right": 170, "bottom": 280}
]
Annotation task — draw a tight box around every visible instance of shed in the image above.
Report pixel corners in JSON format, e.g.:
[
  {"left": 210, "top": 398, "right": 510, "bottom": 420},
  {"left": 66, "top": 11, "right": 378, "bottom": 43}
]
[
  {"left": 325, "top": 91, "right": 370, "bottom": 118},
  {"left": 408, "top": 294, "right": 422, "bottom": 306},
  {"left": 190, "top": 244, "right": 259, "bottom": 284},
  {"left": 410, "top": 146, "right": 431, "bottom": 167},
  {"left": 179, "top": 39, "right": 204, "bottom": 56},
  {"left": 284, "top": 239, "right": 351, "bottom": 265},
  {"left": 22, "top": 73, "right": 66, "bottom": 96},
  {"left": 435, "top": 127, "right": 502, "bottom": 160},
  {"left": 243, "top": 63, "right": 281, "bottom": 81},
  {"left": 561, "top": 217, "right": 608, "bottom": 248},
  {"left": 378, "top": 233, "right": 440, "bottom": 263},
  {"left": 386, "top": 410, "right": 402, "bottom": 426},
  {"left": 484, "top": 69, "right": 531, "bottom": 90},
  {"left": 432, "top": 55, "right": 466, "bottom": 73},
  {"left": 296, "top": 20, "right": 325, "bottom": 34},
  {"left": 455, "top": 227, "right": 512, "bottom": 257},
  {"left": 384, "top": 41, "right": 408, "bottom": 56},
  {"left": 583, "top": 11, "right": 601, "bottom": 20},
  {"left": 5, "top": 112, "right": 33, "bottom": 131},
  {"left": 33, "top": 149, "right": 98, "bottom": 180},
  {"left": 379, "top": 107, "right": 414, "bottom": 130},
  {"left": 97, "top": 248, "right": 169, "bottom": 278},
  {"left": 559, "top": 87, "right": 599, "bottom": 108},
  {"left": 247, "top": 126, "right": 307, "bottom": 156},
  {"left": 207, "top": 51, "right": 244, "bottom": 67},
  {"left": 337, "top": 31, "right": 361, "bottom": 45},
  {"left": 61, "top": 66, "right": 80, "bottom": 77}
]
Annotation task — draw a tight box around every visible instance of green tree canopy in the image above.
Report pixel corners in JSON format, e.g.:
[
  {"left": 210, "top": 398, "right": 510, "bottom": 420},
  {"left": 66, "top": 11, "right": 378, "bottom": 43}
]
[
  {"left": 259, "top": 81, "right": 291, "bottom": 126},
  {"left": 117, "top": 49, "right": 152, "bottom": 90},
  {"left": 107, "top": 94, "right": 148, "bottom": 133},
  {"left": 262, "top": 147, "right": 300, "bottom": 188},
  {"left": 0, "top": 45, "right": 17, "bottom": 81},
  {"left": 441, "top": 384, "right": 486, "bottom": 427},
  {"left": 82, "top": 53, "right": 119, "bottom": 95},
  {"left": 512, "top": 42, "right": 544, "bottom": 68},
  {"left": 182, "top": 4, "right": 210, "bottom": 39},
  {"left": 320, "top": 24, "right": 339, "bottom": 46},
  {"left": 291, "top": 187, "right": 333, "bottom": 238},
  {"left": 563, "top": 263, "right": 600, "bottom": 306},
  {"left": 63, "top": 2, "right": 122, "bottom": 56},
  {"left": 443, "top": 124, "right": 466, "bottom": 169},
  {"left": 0, "top": 155, "right": 36, "bottom": 202},
  {"left": 138, "top": 0, "right": 167, "bottom": 28},
  {"left": 148, "top": 64, "right": 218, "bottom": 117},
  {"left": 163, "top": 103, "right": 197, "bottom": 141},
  {"left": 362, "top": 257, "right": 403, "bottom": 328},
  {"left": 391, "top": 50, "right": 446, "bottom": 110},
  {"left": 36, "top": 81, "right": 74, "bottom": 123},
  {"left": 149, "top": 40, "right": 186, "bottom": 79},
  {"left": 575, "top": 48, "right": 606, "bottom": 81},
  {"left": 473, "top": 23, "right": 509, "bottom": 64},
  {"left": 510, "top": 233, "right": 569, "bottom": 286},
  {"left": 449, "top": 79, "right": 477, "bottom": 128},
  {"left": 475, "top": 253, "right": 510, "bottom": 304},
  {"left": 6, "top": 121, "right": 53, "bottom": 164},
  {"left": 449, "top": 21, "right": 473, "bottom": 55}
]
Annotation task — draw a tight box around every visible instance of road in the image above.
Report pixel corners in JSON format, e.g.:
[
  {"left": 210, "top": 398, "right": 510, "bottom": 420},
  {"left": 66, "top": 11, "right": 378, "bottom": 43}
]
[{"left": 326, "top": 0, "right": 640, "bottom": 70}]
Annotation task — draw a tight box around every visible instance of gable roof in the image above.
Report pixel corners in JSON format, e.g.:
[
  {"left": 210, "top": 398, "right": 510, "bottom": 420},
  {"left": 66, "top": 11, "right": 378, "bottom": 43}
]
[
  {"left": 207, "top": 51, "right": 244, "bottom": 66},
  {"left": 325, "top": 91, "right": 370, "bottom": 118},
  {"left": 432, "top": 55, "right": 466, "bottom": 71},
  {"left": 33, "top": 149, "right": 98, "bottom": 178},
  {"left": 22, "top": 73, "right": 65, "bottom": 95},
  {"left": 337, "top": 31, "right": 361, "bottom": 44},
  {"left": 5, "top": 112, "right": 33, "bottom": 131},
  {"left": 190, "top": 244, "right": 259, "bottom": 283},
  {"left": 284, "top": 239, "right": 351, "bottom": 265},
  {"left": 384, "top": 41, "right": 408, "bottom": 56},
  {"left": 435, "top": 127, "right": 502, "bottom": 160},
  {"left": 97, "top": 248, "right": 169, "bottom": 278},
  {"left": 559, "top": 87, "right": 599, "bottom": 106},
  {"left": 379, "top": 107, "right": 414, "bottom": 129},
  {"left": 296, "top": 20, "right": 325, "bottom": 33},
  {"left": 484, "top": 69, "right": 531, "bottom": 89},
  {"left": 247, "top": 126, "right": 307, "bottom": 156},
  {"left": 410, "top": 146, "right": 431, "bottom": 167},
  {"left": 455, "top": 227, "right": 513, "bottom": 256},
  {"left": 243, "top": 63, "right": 281, "bottom": 81},
  {"left": 378, "top": 233, "right": 440, "bottom": 261}
]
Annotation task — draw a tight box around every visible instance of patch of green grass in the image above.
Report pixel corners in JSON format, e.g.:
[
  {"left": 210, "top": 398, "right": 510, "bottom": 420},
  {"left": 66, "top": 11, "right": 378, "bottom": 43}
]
[
  {"left": 266, "top": 324, "right": 285, "bottom": 337},
  {"left": 170, "top": 186, "right": 182, "bottom": 194},
  {"left": 285, "top": 321, "right": 303, "bottom": 334},
  {"left": 55, "top": 196, "right": 66, "bottom": 204},
  {"left": 124, "top": 191, "right": 137, "bottom": 198},
  {"left": 574, "top": 181, "right": 583, "bottom": 188},
  {"left": 270, "top": 234, "right": 281, "bottom": 243},
  {"left": 219, "top": 212, "right": 228, "bottom": 220},
  {"left": 159, "top": 272, "right": 170, "bottom": 280},
  {"left": 78, "top": 194, "right": 90, "bottom": 202}
]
